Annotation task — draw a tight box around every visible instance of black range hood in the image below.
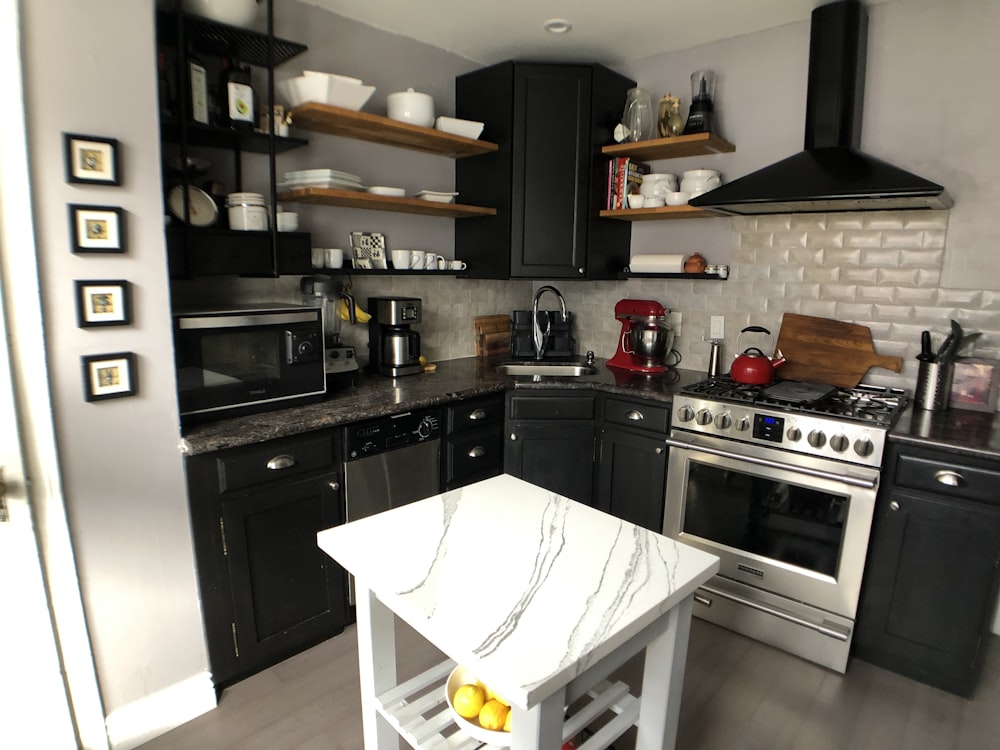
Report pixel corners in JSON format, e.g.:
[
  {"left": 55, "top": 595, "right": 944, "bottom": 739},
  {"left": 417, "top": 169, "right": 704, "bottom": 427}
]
[{"left": 689, "top": 0, "right": 952, "bottom": 215}]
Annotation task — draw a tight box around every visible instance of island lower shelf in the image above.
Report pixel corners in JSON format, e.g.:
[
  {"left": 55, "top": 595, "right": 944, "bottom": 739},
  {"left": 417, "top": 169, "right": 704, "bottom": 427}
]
[{"left": 377, "top": 658, "right": 639, "bottom": 750}]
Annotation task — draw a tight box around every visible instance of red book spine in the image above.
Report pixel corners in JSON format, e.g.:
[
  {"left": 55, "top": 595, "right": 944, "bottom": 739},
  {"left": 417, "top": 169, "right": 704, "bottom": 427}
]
[{"left": 614, "top": 157, "right": 629, "bottom": 209}]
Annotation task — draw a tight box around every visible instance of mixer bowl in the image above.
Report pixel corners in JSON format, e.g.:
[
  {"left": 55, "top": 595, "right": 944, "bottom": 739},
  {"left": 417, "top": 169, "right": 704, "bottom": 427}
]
[{"left": 630, "top": 324, "right": 674, "bottom": 363}]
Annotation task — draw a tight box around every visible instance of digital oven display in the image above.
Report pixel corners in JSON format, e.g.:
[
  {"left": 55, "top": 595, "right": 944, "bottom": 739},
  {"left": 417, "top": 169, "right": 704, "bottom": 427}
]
[{"left": 753, "top": 413, "right": 785, "bottom": 442}]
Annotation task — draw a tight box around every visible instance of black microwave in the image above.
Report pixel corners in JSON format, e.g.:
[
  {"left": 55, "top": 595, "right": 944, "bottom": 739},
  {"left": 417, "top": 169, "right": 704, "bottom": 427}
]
[{"left": 173, "top": 304, "right": 325, "bottom": 424}]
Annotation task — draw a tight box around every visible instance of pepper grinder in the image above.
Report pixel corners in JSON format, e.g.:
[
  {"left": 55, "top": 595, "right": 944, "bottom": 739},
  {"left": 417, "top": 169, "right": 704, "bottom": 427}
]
[{"left": 707, "top": 338, "right": 723, "bottom": 378}]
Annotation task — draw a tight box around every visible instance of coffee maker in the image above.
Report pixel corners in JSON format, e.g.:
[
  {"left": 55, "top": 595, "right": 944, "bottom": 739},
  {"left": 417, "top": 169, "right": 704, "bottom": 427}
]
[
  {"left": 606, "top": 299, "right": 675, "bottom": 374},
  {"left": 367, "top": 296, "right": 423, "bottom": 377},
  {"left": 300, "top": 276, "right": 360, "bottom": 391}
]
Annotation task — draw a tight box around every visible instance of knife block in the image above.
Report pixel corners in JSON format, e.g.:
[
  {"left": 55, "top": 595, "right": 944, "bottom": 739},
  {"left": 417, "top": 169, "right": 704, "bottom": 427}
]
[{"left": 914, "top": 360, "right": 954, "bottom": 411}]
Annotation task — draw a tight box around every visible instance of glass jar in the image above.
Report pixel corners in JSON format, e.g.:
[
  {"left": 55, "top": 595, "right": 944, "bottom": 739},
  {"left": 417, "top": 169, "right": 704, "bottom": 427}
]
[
  {"left": 623, "top": 87, "right": 654, "bottom": 142},
  {"left": 226, "top": 192, "right": 268, "bottom": 231}
]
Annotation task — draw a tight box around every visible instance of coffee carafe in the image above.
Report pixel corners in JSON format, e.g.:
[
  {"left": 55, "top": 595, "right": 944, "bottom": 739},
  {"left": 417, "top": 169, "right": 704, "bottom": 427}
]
[{"left": 367, "top": 296, "right": 423, "bottom": 377}]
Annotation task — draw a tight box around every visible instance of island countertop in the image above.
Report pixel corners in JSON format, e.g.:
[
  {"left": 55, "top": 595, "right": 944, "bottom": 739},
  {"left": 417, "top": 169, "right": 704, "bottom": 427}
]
[{"left": 317, "top": 474, "right": 719, "bottom": 713}]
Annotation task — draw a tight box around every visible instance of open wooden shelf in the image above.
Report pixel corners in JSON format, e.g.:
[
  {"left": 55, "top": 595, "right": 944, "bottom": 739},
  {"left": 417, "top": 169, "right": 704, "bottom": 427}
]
[
  {"left": 600, "top": 205, "right": 726, "bottom": 221},
  {"left": 276, "top": 186, "right": 496, "bottom": 218},
  {"left": 601, "top": 132, "right": 735, "bottom": 161},
  {"left": 286, "top": 103, "right": 499, "bottom": 158}
]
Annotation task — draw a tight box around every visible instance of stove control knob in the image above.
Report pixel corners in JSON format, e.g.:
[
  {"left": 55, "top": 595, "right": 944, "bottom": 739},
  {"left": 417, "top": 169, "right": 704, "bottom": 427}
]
[
  {"left": 676, "top": 405, "right": 695, "bottom": 423},
  {"left": 807, "top": 430, "right": 827, "bottom": 449},
  {"left": 714, "top": 412, "right": 732, "bottom": 430},
  {"left": 830, "top": 434, "right": 850, "bottom": 453},
  {"left": 735, "top": 416, "right": 751, "bottom": 432},
  {"left": 786, "top": 426, "right": 802, "bottom": 442},
  {"left": 695, "top": 409, "right": 713, "bottom": 426},
  {"left": 854, "top": 438, "right": 875, "bottom": 458}
]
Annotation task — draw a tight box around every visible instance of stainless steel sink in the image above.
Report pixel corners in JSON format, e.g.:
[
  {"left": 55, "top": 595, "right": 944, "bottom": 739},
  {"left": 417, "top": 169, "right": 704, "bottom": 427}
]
[{"left": 495, "top": 360, "right": 598, "bottom": 377}]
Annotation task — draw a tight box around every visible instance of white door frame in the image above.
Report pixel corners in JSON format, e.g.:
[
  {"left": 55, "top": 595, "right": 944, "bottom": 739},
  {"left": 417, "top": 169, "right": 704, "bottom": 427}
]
[{"left": 0, "top": 1, "right": 108, "bottom": 747}]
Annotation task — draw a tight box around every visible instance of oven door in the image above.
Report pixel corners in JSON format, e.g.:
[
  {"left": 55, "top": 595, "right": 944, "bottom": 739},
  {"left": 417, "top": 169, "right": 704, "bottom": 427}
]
[{"left": 663, "top": 431, "right": 879, "bottom": 620}]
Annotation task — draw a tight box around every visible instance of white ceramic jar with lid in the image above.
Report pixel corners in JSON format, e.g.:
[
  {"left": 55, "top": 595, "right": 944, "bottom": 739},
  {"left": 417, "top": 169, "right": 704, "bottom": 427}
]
[
  {"left": 226, "top": 192, "right": 268, "bottom": 231},
  {"left": 386, "top": 88, "right": 434, "bottom": 127}
]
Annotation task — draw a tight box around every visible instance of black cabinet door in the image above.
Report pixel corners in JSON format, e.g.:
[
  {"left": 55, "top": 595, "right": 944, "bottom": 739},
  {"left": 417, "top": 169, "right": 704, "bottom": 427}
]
[
  {"left": 220, "top": 472, "right": 346, "bottom": 685},
  {"left": 504, "top": 421, "right": 596, "bottom": 505},
  {"left": 855, "top": 489, "right": 1000, "bottom": 696},
  {"left": 595, "top": 427, "right": 668, "bottom": 531}
]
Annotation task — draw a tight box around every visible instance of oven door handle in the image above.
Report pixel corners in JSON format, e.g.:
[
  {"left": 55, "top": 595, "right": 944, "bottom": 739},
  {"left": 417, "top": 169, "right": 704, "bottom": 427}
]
[
  {"left": 663, "top": 436, "right": 877, "bottom": 490},
  {"left": 698, "top": 585, "right": 851, "bottom": 642}
]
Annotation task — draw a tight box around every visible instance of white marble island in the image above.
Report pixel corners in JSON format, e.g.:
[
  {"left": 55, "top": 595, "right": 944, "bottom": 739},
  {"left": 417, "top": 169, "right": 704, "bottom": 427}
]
[{"left": 317, "top": 474, "right": 719, "bottom": 749}]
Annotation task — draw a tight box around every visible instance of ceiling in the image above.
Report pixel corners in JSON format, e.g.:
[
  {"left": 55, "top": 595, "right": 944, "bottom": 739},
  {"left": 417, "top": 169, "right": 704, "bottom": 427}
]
[{"left": 300, "top": 0, "right": 904, "bottom": 66}]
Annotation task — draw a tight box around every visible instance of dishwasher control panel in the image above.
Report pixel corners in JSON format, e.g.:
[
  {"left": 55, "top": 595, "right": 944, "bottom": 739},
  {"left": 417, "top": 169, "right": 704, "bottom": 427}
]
[{"left": 344, "top": 408, "right": 441, "bottom": 461}]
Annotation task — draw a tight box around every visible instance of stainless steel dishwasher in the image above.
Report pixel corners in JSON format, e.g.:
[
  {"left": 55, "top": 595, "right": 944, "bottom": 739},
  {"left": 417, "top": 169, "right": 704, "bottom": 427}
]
[{"left": 343, "top": 405, "right": 441, "bottom": 510}]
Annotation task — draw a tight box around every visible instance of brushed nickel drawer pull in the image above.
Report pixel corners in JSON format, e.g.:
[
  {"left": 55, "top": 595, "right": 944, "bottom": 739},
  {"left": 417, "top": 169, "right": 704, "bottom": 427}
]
[
  {"left": 468, "top": 409, "right": 487, "bottom": 421},
  {"left": 626, "top": 410, "right": 644, "bottom": 421},
  {"left": 934, "top": 470, "right": 964, "bottom": 487},
  {"left": 468, "top": 446, "right": 486, "bottom": 458},
  {"left": 890, "top": 500, "right": 900, "bottom": 511},
  {"left": 693, "top": 594, "right": 712, "bottom": 608},
  {"left": 266, "top": 455, "right": 296, "bottom": 470}
]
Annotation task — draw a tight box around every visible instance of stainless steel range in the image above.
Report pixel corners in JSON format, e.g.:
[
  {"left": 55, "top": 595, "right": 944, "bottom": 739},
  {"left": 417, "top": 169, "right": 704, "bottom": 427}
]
[{"left": 662, "top": 377, "right": 907, "bottom": 672}]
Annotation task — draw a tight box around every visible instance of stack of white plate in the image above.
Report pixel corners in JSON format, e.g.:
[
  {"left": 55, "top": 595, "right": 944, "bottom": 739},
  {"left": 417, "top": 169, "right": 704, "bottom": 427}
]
[{"left": 279, "top": 169, "right": 365, "bottom": 191}]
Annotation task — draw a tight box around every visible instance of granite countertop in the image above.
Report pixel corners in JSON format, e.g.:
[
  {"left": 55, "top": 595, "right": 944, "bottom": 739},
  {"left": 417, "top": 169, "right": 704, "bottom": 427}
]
[
  {"left": 889, "top": 404, "right": 1000, "bottom": 461},
  {"left": 179, "top": 355, "right": 706, "bottom": 455},
  {"left": 316, "top": 474, "right": 719, "bottom": 711}
]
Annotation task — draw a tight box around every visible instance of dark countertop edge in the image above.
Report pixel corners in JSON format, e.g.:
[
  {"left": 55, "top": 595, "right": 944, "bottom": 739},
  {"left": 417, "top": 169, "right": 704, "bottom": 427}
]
[
  {"left": 179, "top": 356, "right": 705, "bottom": 456},
  {"left": 888, "top": 405, "right": 1000, "bottom": 461}
]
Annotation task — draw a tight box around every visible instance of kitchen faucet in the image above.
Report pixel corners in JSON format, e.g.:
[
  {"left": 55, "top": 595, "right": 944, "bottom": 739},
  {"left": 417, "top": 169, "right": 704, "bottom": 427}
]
[{"left": 532, "top": 285, "right": 567, "bottom": 360}]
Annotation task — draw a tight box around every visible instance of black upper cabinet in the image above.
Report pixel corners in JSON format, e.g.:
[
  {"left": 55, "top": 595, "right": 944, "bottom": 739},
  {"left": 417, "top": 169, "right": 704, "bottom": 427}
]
[{"left": 456, "top": 62, "right": 634, "bottom": 280}]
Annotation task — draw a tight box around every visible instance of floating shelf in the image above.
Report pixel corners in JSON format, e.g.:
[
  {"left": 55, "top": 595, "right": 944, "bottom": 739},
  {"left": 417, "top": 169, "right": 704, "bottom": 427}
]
[
  {"left": 600, "top": 205, "right": 726, "bottom": 221},
  {"left": 286, "top": 103, "right": 499, "bottom": 158},
  {"left": 601, "top": 132, "right": 735, "bottom": 161},
  {"left": 160, "top": 120, "right": 308, "bottom": 154},
  {"left": 619, "top": 271, "right": 726, "bottom": 280},
  {"left": 277, "top": 187, "right": 496, "bottom": 218},
  {"left": 326, "top": 268, "right": 464, "bottom": 277}
]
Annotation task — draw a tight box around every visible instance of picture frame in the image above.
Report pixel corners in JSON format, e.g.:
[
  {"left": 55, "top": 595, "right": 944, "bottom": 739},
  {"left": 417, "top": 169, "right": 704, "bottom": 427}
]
[
  {"left": 949, "top": 357, "right": 1000, "bottom": 413},
  {"left": 64, "top": 133, "right": 120, "bottom": 185},
  {"left": 69, "top": 204, "right": 126, "bottom": 253},
  {"left": 81, "top": 352, "right": 137, "bottom": 402},
  {"left": 75, "top": 280, "right": 131, "bottom": 328}
]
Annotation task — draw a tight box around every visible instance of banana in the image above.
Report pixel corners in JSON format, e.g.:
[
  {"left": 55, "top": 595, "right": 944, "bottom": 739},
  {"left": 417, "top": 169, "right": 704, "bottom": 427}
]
[{"left": 338, "top": 298, "right": 371, "bottom": 323}]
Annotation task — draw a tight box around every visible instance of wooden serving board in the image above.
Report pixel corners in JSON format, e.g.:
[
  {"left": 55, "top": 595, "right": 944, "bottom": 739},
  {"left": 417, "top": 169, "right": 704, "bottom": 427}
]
[
  {"left": 473, "top": 315, "right": 511, "bottom": 357},
  {"left": 775, "top": 313, "right": 903, "bottom": 388}
]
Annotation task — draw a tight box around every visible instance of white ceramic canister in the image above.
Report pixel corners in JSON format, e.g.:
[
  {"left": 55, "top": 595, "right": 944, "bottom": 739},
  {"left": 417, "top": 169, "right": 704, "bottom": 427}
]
[{"left": 226, "top": 192, "right": 268, "bottom": 231}]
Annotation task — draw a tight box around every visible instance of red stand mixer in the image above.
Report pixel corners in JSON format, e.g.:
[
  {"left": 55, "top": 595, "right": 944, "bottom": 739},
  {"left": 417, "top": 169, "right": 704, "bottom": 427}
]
[{"left": 606, "top": 299, "right": 675, "bottom": 373}]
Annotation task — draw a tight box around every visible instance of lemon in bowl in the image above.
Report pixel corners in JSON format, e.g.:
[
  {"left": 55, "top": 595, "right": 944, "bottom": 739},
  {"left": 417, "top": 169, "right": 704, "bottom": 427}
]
[{"left": 445, "top": 665, "right": 512, "bottom": 746}]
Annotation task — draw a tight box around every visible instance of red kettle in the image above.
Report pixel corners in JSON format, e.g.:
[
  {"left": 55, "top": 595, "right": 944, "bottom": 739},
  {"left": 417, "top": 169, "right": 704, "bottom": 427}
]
[{"left": 730, "top": 326, "right": 785, "bottom": 385}]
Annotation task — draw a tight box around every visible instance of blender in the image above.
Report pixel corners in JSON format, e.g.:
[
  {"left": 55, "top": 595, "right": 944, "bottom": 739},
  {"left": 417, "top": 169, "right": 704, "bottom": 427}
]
[
  {"left": 682, "top": 69, "right": 717, "bottom": 135},
  {"left": 300, "top": 275, "right": 360, "bottom": 391},
  {"left": 606, "top": 299, "right": 675, "bottom": 374}
]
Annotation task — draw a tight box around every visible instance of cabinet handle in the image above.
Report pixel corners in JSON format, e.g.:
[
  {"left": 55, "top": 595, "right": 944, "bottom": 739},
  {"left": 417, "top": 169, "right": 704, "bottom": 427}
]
[
  {"left": 509, "top": 433, "right": 517, "bottom": 441},
  {"left": 468, "top": 409, "right": 487, "bottom": 421},
  {"left": 934, "top": 470, "right": 964, "bottom": 487},
  {"left": 468, "top": 446, "right": 486, "bottom": 458},
  {"left": 655, "top": 447, "right": 662, "bottom": 454},
  {"left": 626, "top": 410, "right": 644, "bottom": 421},
  {"left": 328, "top": 481, "right": 340, "bottom": 491},
  {"left": 890, "top": 500, "right": 900, "bottom": 511},
  {"left": 693, "top": 594, "right": 712, "bottom": 608},
  {"left": 266, "top": 454, "right": 296, "bottom": 470},
  {"left": 577, "top": 267, "right": 585, "bottom": 275}
]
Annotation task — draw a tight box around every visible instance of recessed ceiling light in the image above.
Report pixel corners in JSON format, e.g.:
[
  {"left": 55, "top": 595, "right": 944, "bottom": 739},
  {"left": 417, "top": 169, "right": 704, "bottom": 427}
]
[{"left": 543, "top": 18, "right": 572, "bottom": 35}]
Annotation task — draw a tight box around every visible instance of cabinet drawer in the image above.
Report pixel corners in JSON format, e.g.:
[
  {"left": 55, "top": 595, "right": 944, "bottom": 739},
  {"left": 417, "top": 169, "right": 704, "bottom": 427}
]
[
  {"left": 893, "top": 454, "right": 1000, "bottom": 506},
  {"left": 602, "top": 397, "right": 670, "bottom": 434},
  {"left": 446, "top": 429, "right": 504, "bottom": 488},
  {"left": 447, "top": 395, "right": 504, "bottom": 436},
  {"left": 216, "top": 432, "right": 336, "bottom": 493},
  {"left": 509, "top": 393, "right": 596, "bottom": 421}
]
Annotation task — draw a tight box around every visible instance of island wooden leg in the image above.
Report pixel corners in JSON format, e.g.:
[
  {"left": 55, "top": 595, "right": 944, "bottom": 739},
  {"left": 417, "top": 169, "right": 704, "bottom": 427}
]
[
  {"left": 510, "top": 684, "right": 567, "bottom": 749},
  {"left": 634, "top": 595, "right": 694, "bottom": 750},
  {"left": 354, "top": 581, "right": 398, "bottom": 750}
]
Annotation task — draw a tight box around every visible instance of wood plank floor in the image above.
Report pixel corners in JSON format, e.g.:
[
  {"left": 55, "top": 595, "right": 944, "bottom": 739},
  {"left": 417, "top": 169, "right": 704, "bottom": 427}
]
[{"left": 139, "top": 619, "right": 1000, "bottom": 750}]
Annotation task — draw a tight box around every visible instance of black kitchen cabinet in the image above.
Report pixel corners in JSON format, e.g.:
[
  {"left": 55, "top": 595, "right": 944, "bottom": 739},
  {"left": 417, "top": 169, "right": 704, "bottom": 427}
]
[
  {"left": 185, "top": 430, "right": 347, "bottom": 690},
  {"left": 854, "top": 442, "right": 1000, "bottom": 697},
  {"left": 595, "top": 396, "right": 670, "bottom": 531},
  {"left": 156, "top": 3, "right": 311, "bottom": 279},
  {"left": 444, "top": 394, "right": 505, "bottom": 490},
  {"left": 503, "top": 391, "right": 597, "bottom": 505},
  {"left": 455, "top": 62, "right": 634, "bottom": 280}
]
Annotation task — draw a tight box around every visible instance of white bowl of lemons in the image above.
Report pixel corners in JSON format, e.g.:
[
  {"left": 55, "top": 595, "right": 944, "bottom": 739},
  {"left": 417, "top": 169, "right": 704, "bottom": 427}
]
[{"left": 445, "top": 664, "right": 512, "bottom": 746}]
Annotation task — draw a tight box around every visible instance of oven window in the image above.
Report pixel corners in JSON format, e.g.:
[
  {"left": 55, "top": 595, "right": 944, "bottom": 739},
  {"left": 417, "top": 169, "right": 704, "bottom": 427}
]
[
  {"left": 177, "top": 330, "right": 280, "bottom": 392},
  {"left": 682, "top": 461, "right": 847, "bottom": 577}
]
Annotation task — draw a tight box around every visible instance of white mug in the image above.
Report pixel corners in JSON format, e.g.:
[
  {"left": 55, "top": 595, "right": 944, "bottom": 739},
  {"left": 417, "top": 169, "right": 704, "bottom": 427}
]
[
  {"left": 409, "top": 250, "right": 426, "bottom": 269},
  {"left": 390, "top": 249, "right": 411, "bottom": 269},
  {"left": 324, "top": 248, "right": 344, "bottom": 269},
  {"left": 425, "top": 253, "right": 444, "bottom": 270},
  {"left": 448, "top": 260, "right": 467, "bottom": 271},
  {"left": 276, "top": 211, "right": 298, "bottom": 232},
  {"left": 436, "top": 255, "right": 447, "bottom": 270},
  {"left": 311, "top": 247, "right": 326, "bottom": 269}
]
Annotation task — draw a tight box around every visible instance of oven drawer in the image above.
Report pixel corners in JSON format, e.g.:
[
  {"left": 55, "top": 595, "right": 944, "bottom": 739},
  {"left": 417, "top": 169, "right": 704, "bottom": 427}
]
[
  {"left": 893, "top": 454, "right": 1000, "bottom": 506},
  {"left": 216, "top": 432, "right": 336, "bottom": 493},
  {"left": 602, "top": 396, "right": 670, "bottom": 434}
]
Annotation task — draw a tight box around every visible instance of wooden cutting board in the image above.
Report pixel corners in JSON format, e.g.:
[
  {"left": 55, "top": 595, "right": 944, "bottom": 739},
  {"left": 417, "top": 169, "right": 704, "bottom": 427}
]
[
  {"left": 775, "top": 313, "right": 904, "bottom": 388},
  {"left": 473, "top": 315, "right": 511, "bottom": 357}
]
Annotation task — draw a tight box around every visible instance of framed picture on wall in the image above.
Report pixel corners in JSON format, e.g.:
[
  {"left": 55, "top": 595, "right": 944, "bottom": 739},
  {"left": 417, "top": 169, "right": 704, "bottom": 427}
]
[
  {"left": 81, "top": 352, "right": 137, "bottom": 402},
  {"left": 75, "top": 280, "right": 131, "bottom": 328},
  {"left": 68, "top": 204, "right": 125, "bottom": 253},
  {"left": 63, "top": 133, "right": 120, "bottom": 185},
  {"left": 949, "top": 357, "right": 1000, "bottom": 413}
]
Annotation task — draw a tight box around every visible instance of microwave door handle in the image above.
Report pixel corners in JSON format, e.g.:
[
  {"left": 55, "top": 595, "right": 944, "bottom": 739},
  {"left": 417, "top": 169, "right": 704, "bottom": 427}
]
[{"left": 663, "top": 436, "right": 877, "bottom": 490}]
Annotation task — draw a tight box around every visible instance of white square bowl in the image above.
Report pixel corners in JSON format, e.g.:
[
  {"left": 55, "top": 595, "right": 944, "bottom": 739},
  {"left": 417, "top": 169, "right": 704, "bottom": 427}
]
[
  {"left": 435, "top": 116, "right": 485, "bottom": 140},
  {"left": 277, "top": 75, "right": 375, "bottom": 111}
]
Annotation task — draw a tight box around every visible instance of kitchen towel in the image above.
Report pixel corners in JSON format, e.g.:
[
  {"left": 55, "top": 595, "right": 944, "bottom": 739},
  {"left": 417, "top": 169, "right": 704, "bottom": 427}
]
[{"left": 628, "top": 253, "right": 686, "bottom": 273}]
